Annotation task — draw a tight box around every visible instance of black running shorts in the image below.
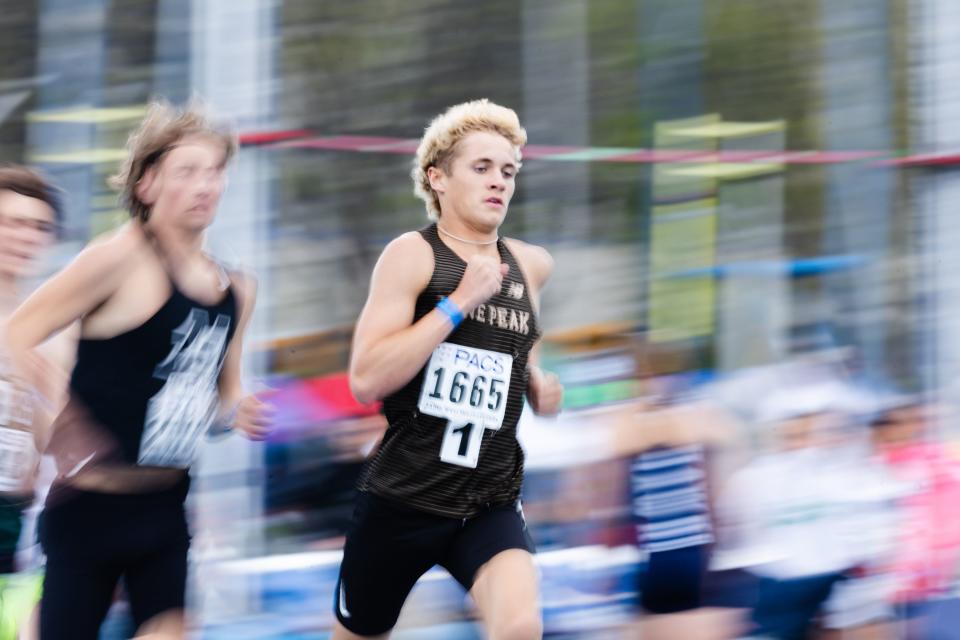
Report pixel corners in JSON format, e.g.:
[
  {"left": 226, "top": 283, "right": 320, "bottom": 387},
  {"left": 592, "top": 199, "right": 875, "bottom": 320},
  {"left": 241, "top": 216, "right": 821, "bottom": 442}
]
[{"left": 334, "top": 491, "right": 534, "bottom": 636}]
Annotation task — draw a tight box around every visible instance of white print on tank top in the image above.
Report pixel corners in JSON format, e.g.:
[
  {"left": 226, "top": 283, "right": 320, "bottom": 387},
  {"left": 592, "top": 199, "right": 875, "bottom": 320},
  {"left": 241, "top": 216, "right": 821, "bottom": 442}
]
[
  {"left": 138, "top": 309, "right": 231, "bottom": 468},
  {"left": 0, "top": 357, "right": 36, "bottom": 492}
]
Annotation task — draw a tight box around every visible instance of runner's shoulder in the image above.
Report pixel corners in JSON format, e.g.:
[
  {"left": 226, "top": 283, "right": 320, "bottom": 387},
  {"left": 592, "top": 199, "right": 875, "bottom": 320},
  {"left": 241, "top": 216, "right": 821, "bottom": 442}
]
[
  {"left": 504, "top": 238, "right": 554, "bottom": 288},
  {"left": 375, "top": 231, "right": 434, "bottom": 285},
  {"left": 71, "top": 222, "right": 145, "bottom": 277},
  {"left": 383, "top": 230, "right": 433, "bottom": 257}
]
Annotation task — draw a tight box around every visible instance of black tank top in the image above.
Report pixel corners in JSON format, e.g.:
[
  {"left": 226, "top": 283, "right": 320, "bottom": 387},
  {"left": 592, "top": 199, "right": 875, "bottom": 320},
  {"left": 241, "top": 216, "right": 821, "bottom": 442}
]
[
  {"left": 358, "top": 224, "right": 541, "bottom": 518},
  {"left": 65, "top": 271, "right": 238, "bottom": 469}
]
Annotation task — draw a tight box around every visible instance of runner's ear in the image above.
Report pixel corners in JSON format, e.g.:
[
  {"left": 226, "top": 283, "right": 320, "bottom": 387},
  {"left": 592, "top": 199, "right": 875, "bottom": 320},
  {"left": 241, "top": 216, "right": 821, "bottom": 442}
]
[{"left": 136, "top": 167, "right": 160, "bottom": 206}]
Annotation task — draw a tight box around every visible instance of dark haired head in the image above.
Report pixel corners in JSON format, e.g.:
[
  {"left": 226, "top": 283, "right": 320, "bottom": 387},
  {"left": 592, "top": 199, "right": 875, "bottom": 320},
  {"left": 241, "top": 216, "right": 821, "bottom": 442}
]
[{"left": 0, "top": 165, "right": 63, "bottom": 229}]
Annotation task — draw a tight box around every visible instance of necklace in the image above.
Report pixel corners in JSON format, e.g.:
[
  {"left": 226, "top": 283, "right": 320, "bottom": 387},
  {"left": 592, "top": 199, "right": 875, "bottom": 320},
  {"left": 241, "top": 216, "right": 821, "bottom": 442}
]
[{"left": 437, "top": 225, "right": 499, "bottom": 246}]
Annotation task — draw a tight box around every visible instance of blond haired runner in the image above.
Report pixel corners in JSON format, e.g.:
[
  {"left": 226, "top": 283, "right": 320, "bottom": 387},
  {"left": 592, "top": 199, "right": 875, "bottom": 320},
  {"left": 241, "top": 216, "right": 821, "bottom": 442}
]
[
  {"left": 334, "top": 100, "right": 563, "bottom": 640},
  {"left": 4, "top": 101, "right": 270, "bottom": 639}
]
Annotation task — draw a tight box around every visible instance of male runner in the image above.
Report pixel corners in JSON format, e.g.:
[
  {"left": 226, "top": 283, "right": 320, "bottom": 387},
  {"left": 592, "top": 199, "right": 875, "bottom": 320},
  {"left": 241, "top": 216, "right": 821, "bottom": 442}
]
[
  {"left": 0, "top": 166, "right": 66, "bottom": 639},
  {"left": 4, "top": 101, "right": 270, "bottom": 639},
  {"left": 334, "top": 99, "right": 563, "bottom": 640}
]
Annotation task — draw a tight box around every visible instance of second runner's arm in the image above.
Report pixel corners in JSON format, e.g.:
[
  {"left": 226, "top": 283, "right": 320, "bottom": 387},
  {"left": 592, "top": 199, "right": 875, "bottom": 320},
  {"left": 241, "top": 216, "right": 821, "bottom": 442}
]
[
  {"left": 216, "top": 272, "right": 271, "bottom": 440},
  {"left": 4, "top": 233, "right": 135, "bottom": 446},
  {"left": 5, "top": 234, "right": 134, "bottom": 400}
]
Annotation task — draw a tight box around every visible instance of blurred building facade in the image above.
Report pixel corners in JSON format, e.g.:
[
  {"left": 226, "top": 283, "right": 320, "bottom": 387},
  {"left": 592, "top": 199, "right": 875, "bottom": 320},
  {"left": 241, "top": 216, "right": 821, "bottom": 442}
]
[{"left": 0, "top": 0, "right": 922, "bottom": 368}]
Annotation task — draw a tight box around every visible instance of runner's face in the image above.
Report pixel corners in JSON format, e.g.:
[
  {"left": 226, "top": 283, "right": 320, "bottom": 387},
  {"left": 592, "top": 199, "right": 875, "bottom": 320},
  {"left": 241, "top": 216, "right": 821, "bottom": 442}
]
[
  {"left": 145, "top": 136, "right": 227, "bottom": 232},
  {"left": 779, "top": 415, "right": 820, "bottom": 451},
  {"left": 780, "top": 412, "right": 845, "bottom": 451},
  {"left": 0, "top": 190, "right": 56, "bottom": 280},
  {"left": 436, "top": 131, "right": 518, "bottom": 231},
  {"left": 877, "top": 407, "right": 926, "bottom": 446}
]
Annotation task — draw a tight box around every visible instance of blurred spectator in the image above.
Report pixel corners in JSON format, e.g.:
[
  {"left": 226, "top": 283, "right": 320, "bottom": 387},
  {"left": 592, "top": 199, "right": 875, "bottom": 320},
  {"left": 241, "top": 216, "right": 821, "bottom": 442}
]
[
  {"left": 719, "top": 383, "right": 897, "bottom": 640},
  {"left": 868, "top": 399, "right": 960, "bottom": 639}
]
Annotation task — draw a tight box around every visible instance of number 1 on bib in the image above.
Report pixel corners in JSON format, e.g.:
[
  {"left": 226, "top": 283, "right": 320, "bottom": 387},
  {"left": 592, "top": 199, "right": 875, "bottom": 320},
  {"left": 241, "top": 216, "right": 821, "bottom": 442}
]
[{"left": 440, "top": 420, "right": 488, "bottom": 468}]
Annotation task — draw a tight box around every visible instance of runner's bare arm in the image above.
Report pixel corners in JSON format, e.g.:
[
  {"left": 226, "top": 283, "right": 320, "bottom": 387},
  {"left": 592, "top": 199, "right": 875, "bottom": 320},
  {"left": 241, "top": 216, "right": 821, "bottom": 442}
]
[
  {"left": 218, "top": 271, "right": 257, "bottom": 411},
  {"left": 5, "top": 230, "right": 135, "bottom": 397},
  {"left": 504, "top": 239, "right": 554, "bottom": 317},
  {"left": 349, "top": 233, "right": 448, "bottom": 404},
  {"left": 526, "top": 349, "right": 563, "bottom": 416},
  {"left": 6, "top": 233, "right": 133, "bottom": 349},
  {"left": 607, "top": 401, "right": 739, "bottom": 457},
  {"left": 507, "top": 239, "right": 562, "bottom": 416},
  {"left": 30, "top": 323, "right": 80, "bottom": 451},
  {"left": 216, "top": 272, "right": 270, "bottom": 439}
]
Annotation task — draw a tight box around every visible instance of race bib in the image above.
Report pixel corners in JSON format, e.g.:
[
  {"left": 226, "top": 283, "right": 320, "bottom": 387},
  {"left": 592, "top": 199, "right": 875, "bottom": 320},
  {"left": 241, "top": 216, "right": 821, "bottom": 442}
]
[
  {"left": 418, "top": 343, "right": 513, "bottom": 468},
  {"left": 418, "top": 343, "right": 512, "bottom": 428},
  {"left": 0, "top": 427, "right": 34, "bottom": 492}
]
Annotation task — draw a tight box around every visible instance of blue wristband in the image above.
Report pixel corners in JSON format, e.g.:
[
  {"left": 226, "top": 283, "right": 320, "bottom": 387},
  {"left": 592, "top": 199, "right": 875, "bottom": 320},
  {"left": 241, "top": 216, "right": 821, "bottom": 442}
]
[{"left": 437, "top": 296, "right": 464, "bottom": 328}]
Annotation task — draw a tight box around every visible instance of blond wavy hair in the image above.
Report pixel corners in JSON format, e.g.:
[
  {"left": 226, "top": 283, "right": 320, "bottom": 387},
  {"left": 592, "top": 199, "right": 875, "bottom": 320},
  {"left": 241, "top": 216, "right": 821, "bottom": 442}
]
[
  {"left": 109, "top": 99, "right": 237, "bottom": 221},
  {"left": 412, "top": 99, "right": 527, "bottom": 220}
]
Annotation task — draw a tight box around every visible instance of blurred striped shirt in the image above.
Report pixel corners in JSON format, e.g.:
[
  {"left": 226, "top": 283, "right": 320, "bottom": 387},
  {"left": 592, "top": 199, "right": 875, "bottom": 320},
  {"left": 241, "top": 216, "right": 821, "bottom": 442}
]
[{"left": 631, "top": 445, "right": 713, "bottom": 553}]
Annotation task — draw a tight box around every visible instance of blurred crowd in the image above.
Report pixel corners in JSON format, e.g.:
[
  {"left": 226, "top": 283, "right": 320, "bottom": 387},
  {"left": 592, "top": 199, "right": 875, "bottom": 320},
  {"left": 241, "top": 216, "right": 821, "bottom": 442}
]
[{"left": 221, "top": 338, "right": 960, "bottom": 639}]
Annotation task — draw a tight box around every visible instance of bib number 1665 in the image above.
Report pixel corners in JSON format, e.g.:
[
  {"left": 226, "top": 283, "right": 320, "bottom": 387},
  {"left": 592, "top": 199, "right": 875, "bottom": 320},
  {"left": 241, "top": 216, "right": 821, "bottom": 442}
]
[{"left": 427, "top": 368, "right": 504, "bottom": 412}]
